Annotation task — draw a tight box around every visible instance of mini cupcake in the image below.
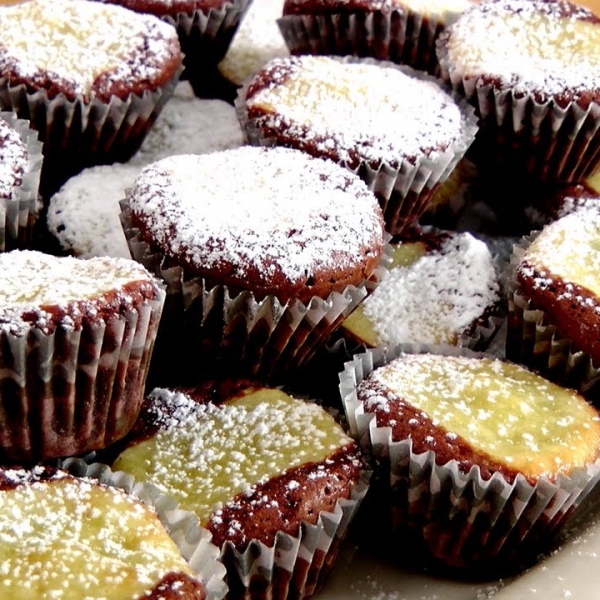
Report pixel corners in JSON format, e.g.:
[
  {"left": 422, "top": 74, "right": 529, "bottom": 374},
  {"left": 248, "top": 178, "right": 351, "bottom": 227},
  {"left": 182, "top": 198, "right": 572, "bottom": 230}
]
[
  {"left": 507, "top": 206, "right": 600, "bottom": 401},
  {"left": 0, "top": 0, "right": 182, "bottom": 196},
  {"left": 108, "top": 381, "right": 369, "bottom": 600},
  {"left": 340, "top": 347, "right": 600, "bottom": 571},
  {"left": 0, "top": 464, "right": 227, "bottom": 599},
  {"left": 121, "top": 146, "right": 386, "bottom": 381},
  {"left": 0, "top": 250, "right": 165, "bottom": 462},
  {"left": 437, "top": 0, "right": 600, "bottom": 183},
  {"left": 237, "top": 55, "right": 478, "bottom": 234},
  {"left": 340, "top": 229, "right": 502, "bottom": 351},
  {"left": 0, "top": 112, "right": 43, "bottom": 251},
  {"left": 278, "top": 0, "right": 476, "bottom": 74}
]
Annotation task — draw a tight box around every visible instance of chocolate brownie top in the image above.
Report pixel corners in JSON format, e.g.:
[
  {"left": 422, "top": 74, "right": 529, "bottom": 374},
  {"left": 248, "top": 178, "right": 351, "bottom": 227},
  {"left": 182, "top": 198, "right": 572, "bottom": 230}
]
[
  {"left": 517, "top": 207, "right": 600, "bottom": 363},
  {"left": 0, "top": 250, "right": 161, "bottom": 334},
  {"left": 0, "top": 117, "right": 27, "bottom": 200},
  {"left": 343, "top": 231, "right": 500, "bottom": 347},
  {"left": 113, "top": 384, "right": 363, "bottom": 549},
  {"left": 0, "top": 467, "right": 206, "bottom": 599},
  {"left": 0, "top": 0, "right": 182, "bottom": 102},
  {"left": 244, "top": 56, "right": 472, "bottom": 170},
  {"left": 128, "top": 146, "right": 385, "bottom": 303},
  {"left": 94, "top": 0, "right": 229, "bottom": 17},
  {"left": 438, "top": 0, "right": 600, "bottom": 106},
  {"left": 357, "top": 353, "right": 600, "bottom": 483}
]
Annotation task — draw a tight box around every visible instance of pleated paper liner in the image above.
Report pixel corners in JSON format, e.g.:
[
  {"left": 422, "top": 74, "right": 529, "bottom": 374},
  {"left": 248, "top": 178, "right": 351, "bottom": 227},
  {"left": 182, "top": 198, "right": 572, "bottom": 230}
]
[
  {"left": 0, "top": 111, "right": 43, "bottom": 251},
  {"left": 0, "top": 287, "right": 165, "bottom": 462},
  {"left": 235, "top": 56, "right": 478, "bottom": 235},
  {"left": 339, "top": 344, "right": 600, "bottom": 573},
  {"left": 60, "top": 458, "right": 228, "bottom": 600}
]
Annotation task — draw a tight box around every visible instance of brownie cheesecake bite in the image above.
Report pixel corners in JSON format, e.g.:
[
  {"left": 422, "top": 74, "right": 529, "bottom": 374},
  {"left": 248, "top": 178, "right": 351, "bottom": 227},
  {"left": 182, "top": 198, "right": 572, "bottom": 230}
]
[
  {"left": 111, "top": 381, "right": 368, "bottom": 600},
  {"left": 278, "top": 0, "right": 476, "bottom": 74},
  {"left": 239, "top": 55, "right": 477, "bottom": 234},
  {"left": 0, "top": 0, "right": 182, "bottom": 194},
  {"left": 437, "top": 0, "right": 600, "bottom": 183},
  {"left": 341, "top": 230, "right": 501, "bottom": 349},
  {"left": 508, "top": 206, "right": 600, "bottom": 400},
  {"left": 340, "top": 349, "right": 600, "bottom": 569},
  {"left": 121, "top": 146, "right": 386, "bottom": 380},
  {"left": 0, "top": 250, "right": 165, "bottom": 462},
  {"left": 0, "top": 466, "right": 224, "bottom": 599}
]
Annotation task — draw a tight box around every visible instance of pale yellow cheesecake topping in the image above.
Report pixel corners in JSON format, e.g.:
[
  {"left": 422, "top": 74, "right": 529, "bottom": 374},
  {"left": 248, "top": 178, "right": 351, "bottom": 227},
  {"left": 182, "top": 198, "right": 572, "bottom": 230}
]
[
  {"left": 365, "top": 354, "right": 600, "bottom": 478},
  {"left": 0, "top": 475, "right": 194, "bottom": 599},
  {"left": 114, "top": 388, "right": 353, "bottom": 524}
]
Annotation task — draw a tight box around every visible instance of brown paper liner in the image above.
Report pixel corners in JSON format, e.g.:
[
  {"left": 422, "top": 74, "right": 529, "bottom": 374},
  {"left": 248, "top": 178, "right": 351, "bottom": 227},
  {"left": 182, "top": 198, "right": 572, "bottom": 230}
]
[
  {"left": 437, "top": 34, "right": 600, "bottom": 184},
  {"left": 0, "top": 288, "right": 165, "bottom": 462},
  {"left": 277, "top": 9, "right": 446, "bottom": 75},
  {"left": 0, "top": 68, "right": 181, "bottom": 197},
  {"left": 339, "top": 344, "right": 600, "bottom": 571},
  {"left": 236, "top": 56, "right": 478, "bottom": 235},
  {"left": 59, "top": 458, "right": 228, "bottom": 600},
  {"left": 121, "top": 200, "right": 387, "bottom": 383},
  {"left": 506, "top": 235, "right": 600, "bottom": 402},
  {"left": 0, "top": 112, "right": 43, "bottom": 251}
]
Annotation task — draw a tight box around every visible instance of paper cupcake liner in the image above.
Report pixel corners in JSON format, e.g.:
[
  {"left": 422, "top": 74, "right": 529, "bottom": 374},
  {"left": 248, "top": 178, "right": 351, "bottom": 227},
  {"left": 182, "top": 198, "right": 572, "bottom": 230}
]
[
  {"left": 219, "top": 468, "right": 370, "bottom": 600},
  {"left": 506, "top": 235, "right": 600, "bottom": 402},
  {"left": 339, "top": 344, "right": 600, "bottom": 570},
  {"left": 437, "top": 35, "right": 600, "bottom": 184},
  {"left": 0, "top": 112, "right": 43, "bottom": 251},
  {"left": 59, "top": 457, "right": 228, "bottom": 600},
  {"left": 164, "top": 0, "right": 254, "bottom": 79},
  {"left": 277, "top": 9, "right": 445, "bottom": 74},
  {"left": 0, "top": 68, "right": 181, "bottom": 196},
  {"left": 0, "top": 288, "right": 165, "bottom": 462},
  {"left": 236, "top": 57, "right": 478, "bottom": 235}
]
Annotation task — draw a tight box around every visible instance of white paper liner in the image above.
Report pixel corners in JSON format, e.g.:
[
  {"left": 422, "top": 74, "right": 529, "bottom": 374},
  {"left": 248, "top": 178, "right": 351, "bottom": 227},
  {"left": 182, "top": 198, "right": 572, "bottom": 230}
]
[
  {"left": 0, "top": 111, "right": 43, "bottom": 251},
  {"left": 219, "top": 469, "right": 370, "bottom": 600},
  {"left": 0, "top": 287, "right": 165, "bottom": 462},
  {"left": 0, "top": 67, "right": 181, "bottom": 195},
  {"left": 163, "top": 0, "right": 254, "bottom": 76},
  {"left": 277, "top": 9, "right": 445, "bottom": 74},
  {"left": 339, "top": 344, "right": 600, "bottom": 569},
  {"left": 120, "top": 200, "right": 388, "bottom": 381},
  {"left": 59, "top": 457, "right": 228, "bottom": 600},
  {"left": 506, "top": 234, "right": 600, "bottom": 401},
  {"left": 437, "top": 33, "right": 600, "bottom": 183},
  {"left": 235, "top": 56, "right": 478, "bottom": 235}
]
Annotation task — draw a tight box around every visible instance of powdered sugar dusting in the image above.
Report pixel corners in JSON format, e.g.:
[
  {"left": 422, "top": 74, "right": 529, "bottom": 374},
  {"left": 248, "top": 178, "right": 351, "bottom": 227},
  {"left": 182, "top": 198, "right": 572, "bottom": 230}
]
[
  {"left": 0, "top": 117, "right": 27, "bottom": 199},
  {"left": 246, "top": 56, "right": 468, "bottom": 167},
  {"left": 0, "top": 474, "right": 194, "bottom": 598},
  {"left": 444, "top": 0, "right": 600, "bottom": 97},
  {"left": 114, "top": 388, "right": 353, "bottom": 524},
  {"left": 0, "top": 0, "right": 180, "bottom": 100},
  {"left": 128, "top": 147, "right": 384, "bottom": 284},
  {"left": 362, "top": 233, "right": 500, "bottom": 345}
]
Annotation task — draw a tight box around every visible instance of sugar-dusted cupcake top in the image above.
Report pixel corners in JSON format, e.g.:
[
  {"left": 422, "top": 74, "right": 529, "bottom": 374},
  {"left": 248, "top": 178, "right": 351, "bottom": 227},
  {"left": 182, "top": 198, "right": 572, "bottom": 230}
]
[
  {"left": 113, "top": 384, "right": 362, "bottom": 548},
  {"left": 358, "top": 353, "right": 600, "bottom": 482},
  {"left": 343, "top": 231, "right": 500, "bottom": 346},
  {"left": 0, "top": 250, "right": 161, "bottom": 333},
  {"left": 128, "top": 146, "right": 385, "bottom": 302},
  {"left": 0, "top": 467, "right": 205, "bottom": 600},
  {"left": 243, "top": 56, "right": 473, "bottom": 169},
  {"left": 0, "top": 117, "right": 27, "bottom": 200},
  {"left": 0, "top": 0, "right": 182, "bottom": 102},
  {"left": 94, "top": 0, "right": 229, "bottom": 17},
  {"left": 439, "top": 0, "right": 600, "bottom": 103}
]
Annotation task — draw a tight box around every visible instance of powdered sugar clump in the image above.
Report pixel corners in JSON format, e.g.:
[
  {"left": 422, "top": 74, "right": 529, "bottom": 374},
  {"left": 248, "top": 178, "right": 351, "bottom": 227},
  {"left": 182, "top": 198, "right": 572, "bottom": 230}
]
[
  {"left": 246, "top": 56, "right": 469, "bottom": 167},
  {"left": 362, "top": 233, "right": 500, "bottom": 345},
  {"left": 0, "top": 118, "right": 27, "bottom": 199},
  {"left": 443, "top": 0, "right": 600, "bottom": 98},
  {"left": 128, "top": 147, "right": 384, "bottom": 285}
]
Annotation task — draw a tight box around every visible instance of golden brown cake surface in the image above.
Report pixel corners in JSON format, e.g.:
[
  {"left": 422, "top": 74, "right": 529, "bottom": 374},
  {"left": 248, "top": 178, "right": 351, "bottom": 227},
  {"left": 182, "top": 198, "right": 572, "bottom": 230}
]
[
  {"left": 0, "top": 468, "right": 206, "bottom": 600},
  {"left": 357, "top": 354, "right": 600, "bottom": 483},
  {"left": 113, "top": 382, "right": 363, "bottom": 549}
]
